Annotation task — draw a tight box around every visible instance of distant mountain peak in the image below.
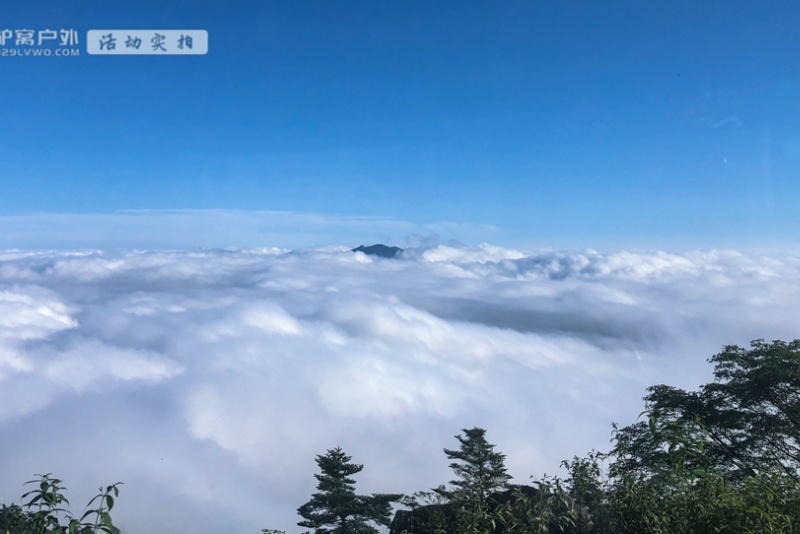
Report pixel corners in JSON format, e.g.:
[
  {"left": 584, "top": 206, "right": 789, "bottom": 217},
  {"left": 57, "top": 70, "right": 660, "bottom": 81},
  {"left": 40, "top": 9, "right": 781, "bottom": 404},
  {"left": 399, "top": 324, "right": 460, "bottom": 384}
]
[{"left": 351, "top": 244, "right": 403, "bottom": 258}]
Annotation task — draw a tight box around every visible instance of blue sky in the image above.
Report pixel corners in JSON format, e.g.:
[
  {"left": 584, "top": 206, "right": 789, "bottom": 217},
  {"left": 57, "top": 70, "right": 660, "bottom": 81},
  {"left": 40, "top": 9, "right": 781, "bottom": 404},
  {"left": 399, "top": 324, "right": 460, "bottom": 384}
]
[{"left": 2, "top": 0, "right": 800, "bottom": 248}]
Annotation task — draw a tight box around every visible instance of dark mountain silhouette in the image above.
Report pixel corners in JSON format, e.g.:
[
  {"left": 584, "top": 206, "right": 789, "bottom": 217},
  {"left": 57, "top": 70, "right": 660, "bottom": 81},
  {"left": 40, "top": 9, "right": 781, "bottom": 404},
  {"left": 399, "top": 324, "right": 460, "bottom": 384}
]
[{"left": 351, "top": 244, "right": 403, "bottom": 258}]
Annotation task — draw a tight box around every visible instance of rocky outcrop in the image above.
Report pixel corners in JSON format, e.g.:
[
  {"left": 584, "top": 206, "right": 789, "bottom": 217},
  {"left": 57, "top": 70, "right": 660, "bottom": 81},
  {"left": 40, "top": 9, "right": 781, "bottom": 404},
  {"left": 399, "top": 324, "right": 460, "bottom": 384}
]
[
  {"left": 351, "top": 244, "right": 403, "bottom": 258},
  {"left": 389, "top": 485, "right": 541, "bottom": 534}
]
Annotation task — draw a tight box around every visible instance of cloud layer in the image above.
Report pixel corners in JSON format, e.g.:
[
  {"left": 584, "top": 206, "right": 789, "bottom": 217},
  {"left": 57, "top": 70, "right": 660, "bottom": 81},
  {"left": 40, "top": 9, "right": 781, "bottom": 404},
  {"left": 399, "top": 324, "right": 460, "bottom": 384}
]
[{"left": 0, "top": 244, "right": 798, "bottom": 533}]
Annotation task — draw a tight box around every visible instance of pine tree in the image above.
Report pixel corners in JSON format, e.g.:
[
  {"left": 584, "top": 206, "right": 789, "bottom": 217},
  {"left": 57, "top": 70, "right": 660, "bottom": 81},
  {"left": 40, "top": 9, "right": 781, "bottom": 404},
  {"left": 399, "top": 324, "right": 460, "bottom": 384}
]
[
  {"left": 441, "top": 427, "right": 512, "bottom": 505},
  {"left": 431, "top": 428, "right": 513, "bottom": 534},
  {"left": 297, "top": 447, "right": 401, "bottom": 534}
]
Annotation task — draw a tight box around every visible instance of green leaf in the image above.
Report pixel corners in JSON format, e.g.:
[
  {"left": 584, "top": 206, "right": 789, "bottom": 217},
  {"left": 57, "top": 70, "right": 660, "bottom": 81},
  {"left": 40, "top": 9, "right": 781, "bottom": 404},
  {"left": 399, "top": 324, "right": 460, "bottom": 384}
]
[
  {"left": 79, "top": 509, "right": 95, "bottom": 522},
  {"left": 100, "top": 511, "right": 113, "bottom": 527}
]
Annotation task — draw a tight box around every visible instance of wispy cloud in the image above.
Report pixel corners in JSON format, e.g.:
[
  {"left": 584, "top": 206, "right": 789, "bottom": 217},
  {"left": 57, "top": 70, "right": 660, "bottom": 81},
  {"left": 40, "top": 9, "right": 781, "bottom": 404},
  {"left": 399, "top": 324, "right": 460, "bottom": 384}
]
[
  {"left": 0, "top": 244, "right": 798, "bottom": 533},
  {"left": 0, "top": 210, "right": 500, "bottom": 250}
]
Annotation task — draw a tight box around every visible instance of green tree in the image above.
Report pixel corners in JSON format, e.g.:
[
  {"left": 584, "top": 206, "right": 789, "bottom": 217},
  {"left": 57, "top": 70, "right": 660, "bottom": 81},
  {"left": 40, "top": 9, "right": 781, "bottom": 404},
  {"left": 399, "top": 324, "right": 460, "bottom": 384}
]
[
  {"left": 609, "top": 339, "right": 800, "bottom": 483},
  {"left": 441, "top": 427, "right": 512, "bottom": 504},
  {"left": 705, "top": 338, "right": 800, "bottom": 475},
  {"left": 297, "top": 447, "right": 401, "bottom": 534},
  {"left": 561, "top": 452, "right": 611, "bottom": 534},
  {"left": 492, "top": 477, "right": 576, "bottom": 534},
  {"left": 562, "top": 339, "right": 800, "bottom": 533},
  {"left": 606, "top": 406, "right": 800, "bottom": 534},
  {"left": 436, "top": 427, "right": 512, "bottom": 533},
  {"left": 0, "top": 504, "right": 35, "bottom": 534}
]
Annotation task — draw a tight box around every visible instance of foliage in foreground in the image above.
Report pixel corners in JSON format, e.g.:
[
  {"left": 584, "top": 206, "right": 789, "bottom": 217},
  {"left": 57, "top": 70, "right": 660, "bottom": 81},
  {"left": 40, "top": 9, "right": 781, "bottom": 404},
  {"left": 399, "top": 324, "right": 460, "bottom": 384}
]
[
  {"left": 268, "top": 339, "right": 800, "bottom": 534},
  {"left": 5, "top": 339, "right": 800, "bottom": 534},
  {"left": 1, "top": 474, "right": 121, "bottom": 534}
]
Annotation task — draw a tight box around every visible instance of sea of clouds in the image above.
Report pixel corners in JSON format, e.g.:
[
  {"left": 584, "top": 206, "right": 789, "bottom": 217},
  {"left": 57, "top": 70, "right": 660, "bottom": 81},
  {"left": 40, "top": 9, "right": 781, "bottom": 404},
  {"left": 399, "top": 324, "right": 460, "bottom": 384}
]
[{"left": 0, "top": 243, "right": 798, "bottom": 533}]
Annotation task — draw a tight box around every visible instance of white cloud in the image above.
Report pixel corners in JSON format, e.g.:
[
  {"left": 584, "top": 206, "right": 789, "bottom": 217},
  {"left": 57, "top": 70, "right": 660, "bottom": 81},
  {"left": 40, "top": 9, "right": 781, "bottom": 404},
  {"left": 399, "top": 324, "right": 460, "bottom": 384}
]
[
  {"left": 0, "top": 287, "right": 77, "bottom": 340},
  {"left": 40, "top": 338, "right": 183, "bottom": 392},
  {"left": 0, "top": 244, "right": 798, "bottom": 533}
]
